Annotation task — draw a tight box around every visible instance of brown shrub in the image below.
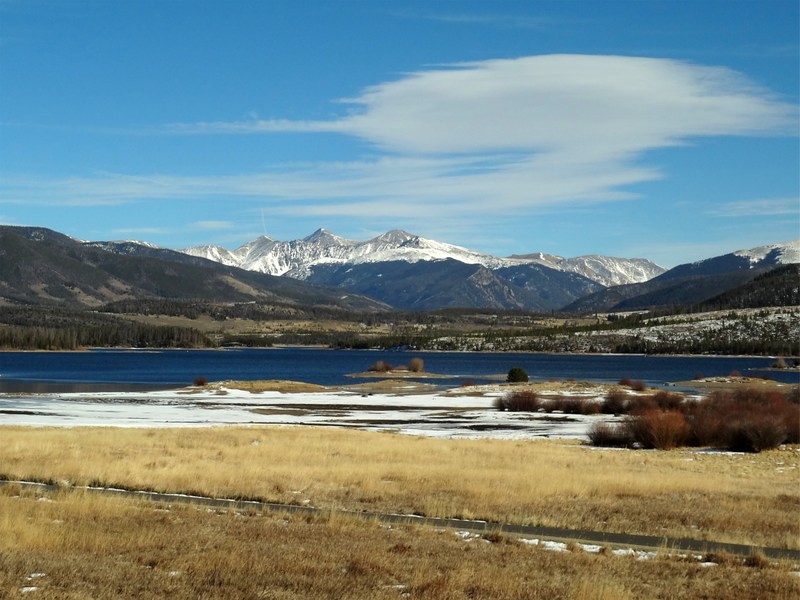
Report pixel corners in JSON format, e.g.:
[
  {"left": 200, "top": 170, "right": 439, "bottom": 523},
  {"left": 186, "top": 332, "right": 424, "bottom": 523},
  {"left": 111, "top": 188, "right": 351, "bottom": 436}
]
[
  {"left": 193, "top": 376, "right": 208, "bottom": 387},
  {"left": 408, "top": 357, "right": 425, "bottom": 373},
  {"left": 546, "top": 396, "right": 601, "bottom": 415},
  {"left": 628, "top": 410, "right": 688, "bottom": 450},
  {"left": 653, "top": 391, "right": 684, "bottom": 411},
  {"left": 627, "top": 395, "right": 658, "bottom": 415},
  {"left": 601, "top": 390, "right": 629, "bottom": 415}
]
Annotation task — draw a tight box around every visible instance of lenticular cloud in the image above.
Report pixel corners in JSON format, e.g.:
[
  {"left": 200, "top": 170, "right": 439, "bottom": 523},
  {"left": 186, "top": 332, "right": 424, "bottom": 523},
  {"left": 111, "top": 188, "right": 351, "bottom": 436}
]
[
  {"left": 176, "top": 54, "right": 795, "bottom": 163},
  {"left": 334, "top": 54, "right": 795, "bottom": 156}
]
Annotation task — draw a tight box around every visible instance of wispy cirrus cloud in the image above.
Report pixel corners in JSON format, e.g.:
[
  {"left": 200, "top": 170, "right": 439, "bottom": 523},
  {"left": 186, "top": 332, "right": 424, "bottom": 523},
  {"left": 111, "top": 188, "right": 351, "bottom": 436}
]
[
  {"left": 190, "top": 220, "right": 236, "bottom": 231},
  {"left": 110, "top": 226, "right": 169, "bottom": 237},
  {"left": 707, "top": 197, "right": 800, "bottom": 217},
  {"left": 407, "top": 11, "right": 562, "bottom": 30}
]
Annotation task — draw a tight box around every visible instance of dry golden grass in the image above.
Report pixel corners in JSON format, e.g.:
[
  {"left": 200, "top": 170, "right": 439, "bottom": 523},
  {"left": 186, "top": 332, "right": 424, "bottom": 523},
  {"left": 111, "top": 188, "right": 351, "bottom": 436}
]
[
  {"left": 1, "top": 426, "right": 797, "bottom": 549},
  {"left": 210, "top": 379, "right": 333, "bottom": 393},
  {"left": 1, "top": 489, "right": 797, "bottom": 600}
]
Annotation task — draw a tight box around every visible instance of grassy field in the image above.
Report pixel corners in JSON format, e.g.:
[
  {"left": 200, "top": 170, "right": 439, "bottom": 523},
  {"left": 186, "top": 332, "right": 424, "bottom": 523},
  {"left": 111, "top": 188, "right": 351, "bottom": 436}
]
[
  {"left": 2, "top": 485, "right": 798, "bottom": 599},
  {"left": 1, "top": 426, "right": 797, "bottom": 550}
]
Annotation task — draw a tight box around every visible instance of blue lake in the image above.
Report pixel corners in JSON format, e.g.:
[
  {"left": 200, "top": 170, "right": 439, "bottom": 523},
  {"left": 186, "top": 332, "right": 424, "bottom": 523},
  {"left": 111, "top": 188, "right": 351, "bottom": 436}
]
[{"left": 0, "top": 348, "right": 796, "bottom": 392}]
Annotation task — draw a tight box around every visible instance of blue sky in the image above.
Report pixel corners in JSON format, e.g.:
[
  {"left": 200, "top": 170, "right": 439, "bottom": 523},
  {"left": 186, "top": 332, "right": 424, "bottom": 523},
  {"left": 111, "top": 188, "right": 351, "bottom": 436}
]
[{"left": 1, "top": 0, "right": 797, "bottom": 267}]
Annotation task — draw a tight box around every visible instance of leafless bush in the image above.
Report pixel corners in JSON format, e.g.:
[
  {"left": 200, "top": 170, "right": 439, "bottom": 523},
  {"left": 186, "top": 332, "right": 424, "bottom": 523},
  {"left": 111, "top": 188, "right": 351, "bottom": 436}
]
[
  {"left": 587, "top": 422, "right": 634, "bottom": 448},
  {"left": 193, "top": 376, "right": 208, "bottom": 387},
  {"left": 725, "top": 415, "right": 787, "bottom": 453},
  {"left": 601, "top": 390, "right": 629, "bottom": 415},
  {"left": 618, "top": 377, "right": 647, "bottom": 391},
  {"left": 496, "top": 390, "right": 540, "bottom": 412},
  {"left": 630, "top": 380, "right": 647, "bottom": 392},
  {"left": 368, "top": 360, "right": 393, "bottom": 373},
  {"left": 408, "top": 357, "right": 425, "bottom": 373},
  {"left": 653, "top": 391, "right": 684, "bottom": 411},
  {"left": 545, "top": 396, "right": 600, "bottom": 415},
  {"left": 627, "top": 395, "right": 657, "bottom": 415}
]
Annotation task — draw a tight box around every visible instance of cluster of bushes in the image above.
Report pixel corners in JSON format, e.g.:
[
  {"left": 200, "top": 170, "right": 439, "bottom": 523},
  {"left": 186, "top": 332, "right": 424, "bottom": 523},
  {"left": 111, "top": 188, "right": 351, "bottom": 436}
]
[
  {"left": 368, "top": 360, "right": 394, "bottom": 373},
  {"left": 494, "top": 390, "right": 601, "bottom": 415},
  {"left": 618, "top": 377, "right": 647, "bottom": 392},
  {"left": 589, "top": 388, "right": 799, "bottom": 453},
  {"left": 600, "top": 389, "right": 682, "bottom": 415},
  {"left": 367, "top": 357, "right": 425, "bottom": 373}
]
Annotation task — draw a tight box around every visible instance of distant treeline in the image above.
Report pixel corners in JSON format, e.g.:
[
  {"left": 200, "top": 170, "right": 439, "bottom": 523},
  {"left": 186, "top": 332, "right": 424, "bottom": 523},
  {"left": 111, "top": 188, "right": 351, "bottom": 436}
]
[
  {"left": 0, "top": 306, "right": 211, "bottom": 350},
  {"left": 0, "top": 323, "right": 212, "bottom": 350},
  {"left": 612, "top": 337, "right": 799, "bottom": 357},
  {"left": 99, "top": 299, "right": 373, "bottom": 323}
]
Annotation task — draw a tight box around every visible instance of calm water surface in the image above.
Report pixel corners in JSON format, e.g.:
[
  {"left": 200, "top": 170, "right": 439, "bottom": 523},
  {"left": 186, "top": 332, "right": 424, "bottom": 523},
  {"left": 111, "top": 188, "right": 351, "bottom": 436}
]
[{"left": 0, "top": 348, "right": 796, "bottom": 392}]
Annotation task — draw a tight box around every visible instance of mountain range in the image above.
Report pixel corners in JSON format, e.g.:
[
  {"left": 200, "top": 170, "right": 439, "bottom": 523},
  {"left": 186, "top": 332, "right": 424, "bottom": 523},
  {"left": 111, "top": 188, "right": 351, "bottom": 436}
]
[
  {"left": 183, "top": 230, "right": 798, "bottom": 312},
  {"left": 182, "top": 229, "right": 667, "bottom": 311},
  {"left": 1, "top": 224, "right": 797, "bottom": 313},
  {"left": 184, "top": 228, "right": 664, "bottom": 287}
]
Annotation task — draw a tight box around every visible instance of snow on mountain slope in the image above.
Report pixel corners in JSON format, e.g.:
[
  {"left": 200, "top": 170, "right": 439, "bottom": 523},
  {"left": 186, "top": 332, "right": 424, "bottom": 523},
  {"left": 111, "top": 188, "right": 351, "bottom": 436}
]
[
  {"left": 183, "top": 229, "right": 664, "bottom": 286},
  {"left": 733, "top": 240, "right": 800, "bottom": 266},
  {"left": 508, "top": 253, "right": 664, "bottom": 286}
]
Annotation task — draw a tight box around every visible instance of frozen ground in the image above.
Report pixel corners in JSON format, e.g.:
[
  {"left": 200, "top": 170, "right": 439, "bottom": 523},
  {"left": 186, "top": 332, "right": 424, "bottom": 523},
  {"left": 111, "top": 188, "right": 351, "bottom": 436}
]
[{"left": 0, "top": 383, "right": 619, "bottom": 440}]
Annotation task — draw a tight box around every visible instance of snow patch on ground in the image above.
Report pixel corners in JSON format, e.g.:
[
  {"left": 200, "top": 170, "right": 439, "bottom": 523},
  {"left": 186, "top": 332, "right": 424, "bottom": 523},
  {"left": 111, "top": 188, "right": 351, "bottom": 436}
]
[{"left": 0, "top": 385, "right": 617, "bottom": 440}]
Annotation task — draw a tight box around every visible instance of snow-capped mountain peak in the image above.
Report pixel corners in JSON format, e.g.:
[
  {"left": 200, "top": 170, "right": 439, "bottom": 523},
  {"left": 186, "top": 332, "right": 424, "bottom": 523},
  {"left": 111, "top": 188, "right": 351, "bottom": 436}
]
[
  {"left": 302, "top": 228, "right": 354, "bottom": 247},
  {"left": 182, "top": 229, "right": 666, "bottom": 286},
  {"left": 372, "top": 229, "right": 415, "bottom": 245}
]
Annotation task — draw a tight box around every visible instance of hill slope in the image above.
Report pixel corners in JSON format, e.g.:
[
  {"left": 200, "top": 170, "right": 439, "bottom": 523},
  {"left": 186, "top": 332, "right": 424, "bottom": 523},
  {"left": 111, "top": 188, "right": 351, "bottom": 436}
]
[
  {"left": 563, "top": 241, "right": 800, "bottom": 313},
  {"left": 0, "top": 226, "right": 386, "bottom": 312}
]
